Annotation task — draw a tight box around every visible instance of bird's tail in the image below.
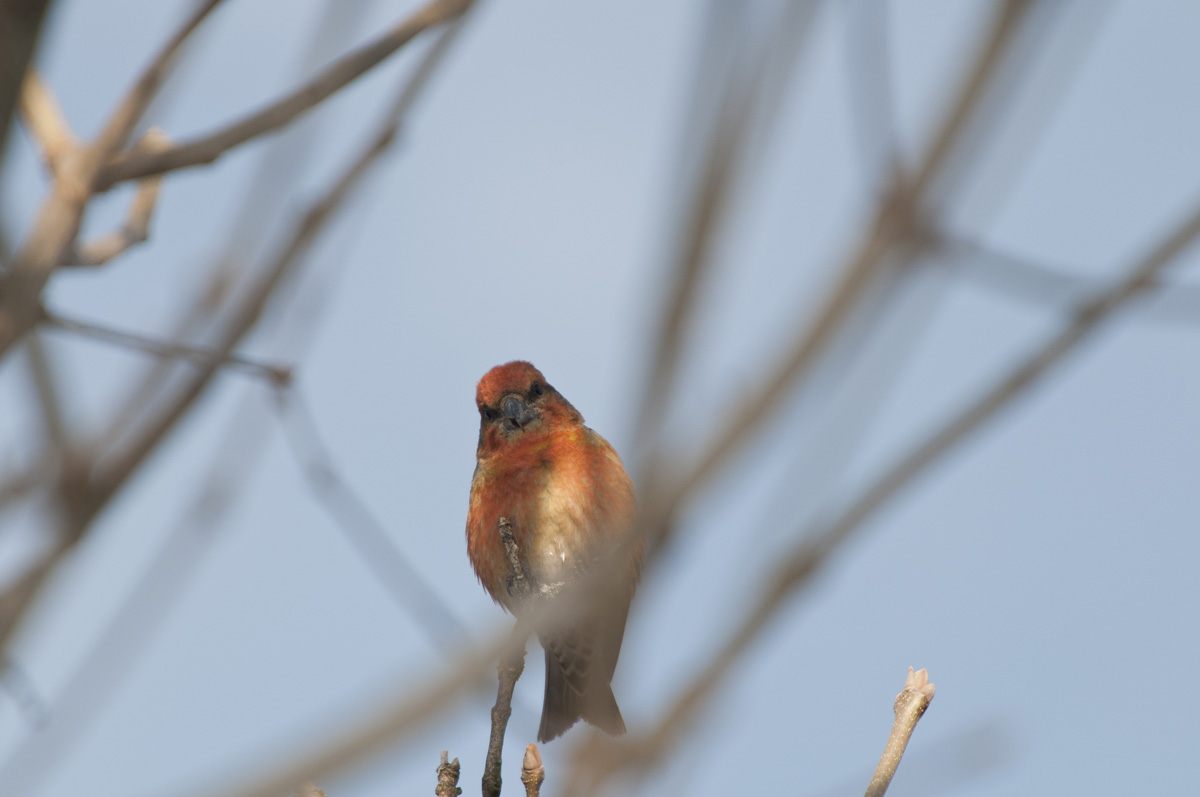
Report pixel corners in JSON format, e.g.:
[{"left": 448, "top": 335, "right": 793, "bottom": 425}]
[{"left": 538, "top": 644, "right": 626, "bottom": 743}]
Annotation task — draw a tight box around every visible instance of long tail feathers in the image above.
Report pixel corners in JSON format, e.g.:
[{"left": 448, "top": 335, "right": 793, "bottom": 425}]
[{"left": 538, "top": 645, "right": 626, "bottom": 743}]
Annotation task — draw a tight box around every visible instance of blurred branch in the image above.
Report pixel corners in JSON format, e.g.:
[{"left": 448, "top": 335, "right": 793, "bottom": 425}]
[
  {"left": 18, "top": 70, "right": 77, "bottom": 174},
  {"left": 841, "top": 0, "right": 899, "bottom": 181},
  {"left": 634, "top": 1, "right": 820, "bottom": 452},
  {"left": 0, "top": 658, "right": 49, "bottom": 729},
  {"left": 272, "top": 387, "right": 467, "bottom": 649},
  {"left": 0, "top": 15, "right": 471, "bottom": 794},
  {"left": 640, "top": 0, "right": 1041, "bottom": 557},
  {"left": 0, "top": 0, "right": 54, "bottom": 186},
  {"left": 436, "top": 751, "right": 463, "bottom": 797},
  {"left": 865, "top": 668, "right": 936, "bottom": 797},
  {"left": 95, "top": 0, "right": 472, "bottom": 190},
  {"left": 92, "top": 0, "right": 226, "bottom": 158},
  {"left": 0, "top": 10, "right": 469, "bottom": 661},
  {"left": 521, "top": 744, "right": 545, "bottom": 797},
  {"left": 65, "top": 128, "right": 170, "bottom": 267},
  {"left": 0, "top": 0, "right": 222, "bottom": 360},
  {"left": 940, "top": 233, "right": 1200, "bottom": 324},
  {"left": 569, "top": 193, "right": 1200, "bottom": 794},
  {"left": 42, "top": 308, "right": 294, "bottom": 385},
  {"left": 22, "top": 330, "right": 69, "bottom": 455},
  {"left": 0, "top": 457, "right": 52, "bottom": 511}
]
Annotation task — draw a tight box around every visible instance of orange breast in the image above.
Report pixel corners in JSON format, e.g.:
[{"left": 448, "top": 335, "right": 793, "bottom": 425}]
[{"left": 466, "top": 425, "right": 638, "bottom": 611}]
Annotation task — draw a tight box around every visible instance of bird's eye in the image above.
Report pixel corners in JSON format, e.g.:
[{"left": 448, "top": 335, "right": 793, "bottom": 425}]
[
  {"left": 531, "top": 382, "right": 543, "bottom": 397},
  {"left": 482, "top": 407, "right": 499, "bottom": 421}
]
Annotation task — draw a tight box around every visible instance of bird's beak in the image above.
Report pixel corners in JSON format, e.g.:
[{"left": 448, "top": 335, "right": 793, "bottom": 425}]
[{"left": 502, "top": 395, "right": 539, "bottom": 430}]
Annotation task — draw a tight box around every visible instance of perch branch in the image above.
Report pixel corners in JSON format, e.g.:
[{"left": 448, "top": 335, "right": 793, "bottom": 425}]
[
  {"left": 864, "top": 667, "right": 936, "bottom": 797},
  {"left": 95, "top": 0, "right": 472, "bottom": 190},
  {"left": 483, "top": 517, "right": 531, "bottom": 797},
  {"left": 436, "top": 751, "right": 462, "bottom": 797}
]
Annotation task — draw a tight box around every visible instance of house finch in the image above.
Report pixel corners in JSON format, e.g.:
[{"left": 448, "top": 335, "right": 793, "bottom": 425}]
[{"left": 466, "top": 361, "right": 641, "bottom": 742}]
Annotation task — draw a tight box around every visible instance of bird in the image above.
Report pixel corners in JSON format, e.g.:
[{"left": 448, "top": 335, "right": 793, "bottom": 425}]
[{"left": 466, "top": 360, "right": 641, "bottom": 742}]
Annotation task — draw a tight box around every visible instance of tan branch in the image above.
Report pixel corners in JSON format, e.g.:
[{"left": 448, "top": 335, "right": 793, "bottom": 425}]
[
  {"left": 41, "top": 308, "right": 293, "bottom": 385},
  {"left": 865, "top": 668, "right": 936, "bottom": 797},
  {"left": 65, "top": 128, "right": 170, "bottom": 266},
  {"left": 18, "top": 70, "right": 78, "bottom": 174},
  {"left": 0, "top": 0, "right": 222, "bottom": 358},
  {"left": 95, "top": 0, "right": 472, "bottom": 191}
]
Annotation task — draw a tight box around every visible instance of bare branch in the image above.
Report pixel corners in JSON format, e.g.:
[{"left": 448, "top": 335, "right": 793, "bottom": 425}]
[
  {"left": 42, "top": 308, "right": 293, "bottom": 386},
  {"left": 634, "top": 1, "right": 819, "bottom": 452},
  {"left": 95, "top": 0, "right": 472, "bottom": 190},
  {"left": 272, "top": 388, "right": 467, "bottom": 649},
  {"left": 639, "top": 0, "right": 1042, "bottom": 558},
  {"left": 865, "top": 668, "right": 936, "bottom": 797},
  {"left": 0, "top": 0, "right": 222, "bottom": 359},
  {"left": 569, "top": 194, "right": 1200, "bottom": 794},
  {"left": 91, "top": 0, "right": 225, "bottom": 159},
  {"left": 22, "top": 330, "right": 69, "bottom": 454},
  {"left": 18, "top": 70, "right": 77, "bottom": 174},
  {"left": 436, "top": 751, "right": 463, "bottom": 797},
  {"left": 66, "top": 128, "right": 170, "bottom": 267},
  {"left": 0, "top": 15, "right": 471, "bottom": 661},
  {"left": 939, "top": 233, "right": 1200, "bottom": 324}
]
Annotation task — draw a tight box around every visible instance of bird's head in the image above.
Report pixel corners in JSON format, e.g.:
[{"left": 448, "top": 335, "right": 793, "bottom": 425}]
[{"left": 475, "top": 361, "right": 581, "bottom": 456}]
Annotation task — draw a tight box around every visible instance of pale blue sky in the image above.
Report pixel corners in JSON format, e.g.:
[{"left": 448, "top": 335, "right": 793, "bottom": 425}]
[{"left": 0, "top": 1, "right": 1197, "bottom": 795}]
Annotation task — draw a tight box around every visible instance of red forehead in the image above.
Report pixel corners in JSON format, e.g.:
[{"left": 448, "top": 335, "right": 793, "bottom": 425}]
[{"left": 475, "top": 361, "right": 546, "bottom": 407}]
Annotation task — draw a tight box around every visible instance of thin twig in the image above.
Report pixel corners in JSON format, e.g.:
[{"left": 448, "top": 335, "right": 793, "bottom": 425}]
[
  {"left": 95, "top": 0, "right": 472, "bottom": 190},
  {"left": 865, "top": 668, "right": 936, "bottom": 797},
  {"left": 436, "top": 751, "right": 463, "bottom": 797},
  {"left": 273, "top": 387, "right": 467, "bottom": 650},
  {"left": 939, "top": 233, "right": 1200, "bottom": 323},
  {"left": 42, "top": 308, "right": 293, "bottom": 386}
]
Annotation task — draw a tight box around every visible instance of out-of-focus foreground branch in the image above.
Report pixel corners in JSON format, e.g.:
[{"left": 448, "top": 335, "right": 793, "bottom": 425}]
[
  {"left": 564, "top": 190, "right": 1200, "bottom": 795},
  {"left": 0, "top": 1, "right": 472, "bottom": 661}
]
